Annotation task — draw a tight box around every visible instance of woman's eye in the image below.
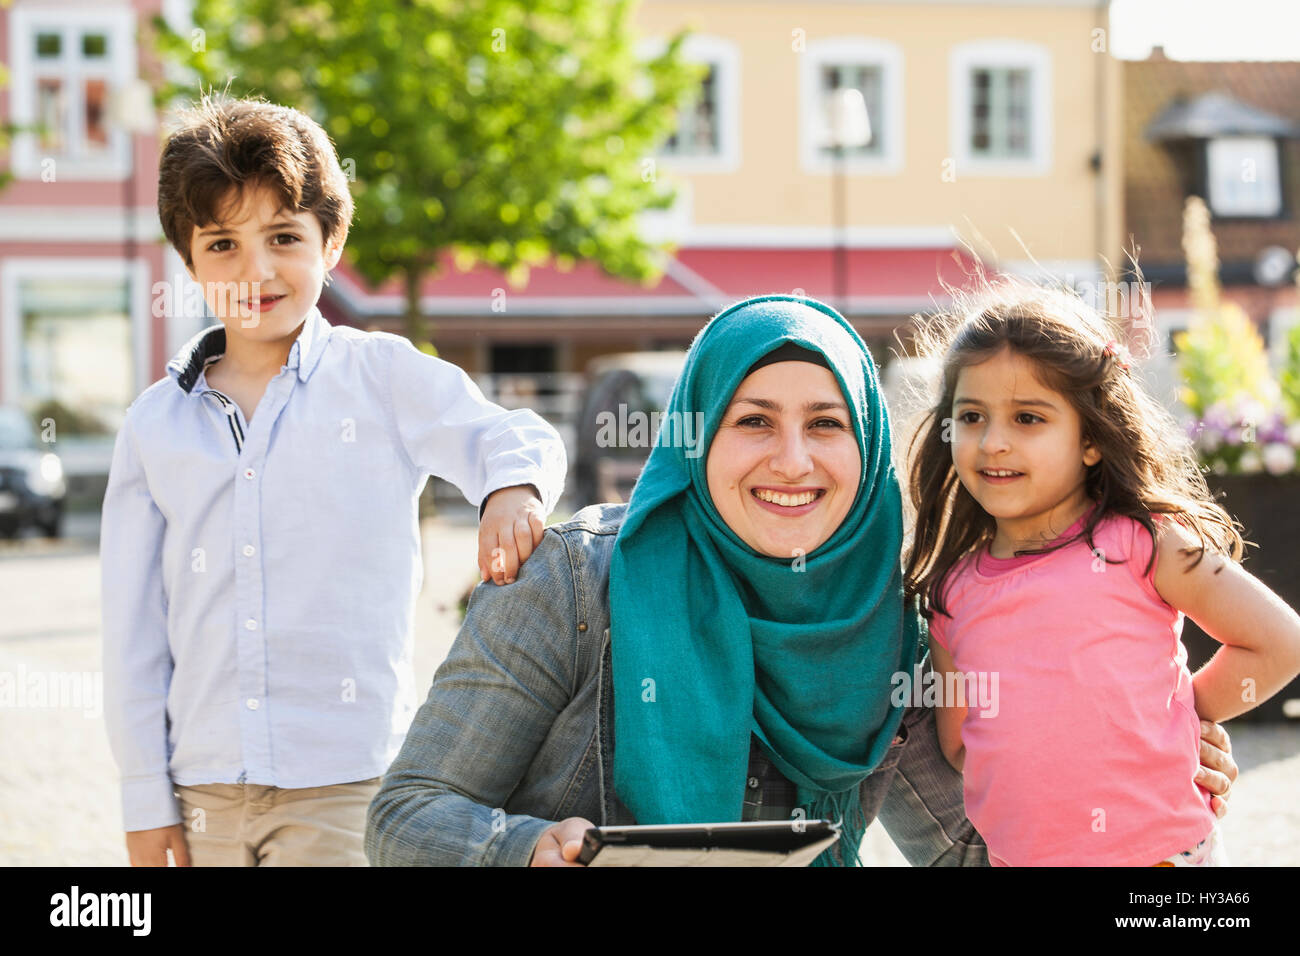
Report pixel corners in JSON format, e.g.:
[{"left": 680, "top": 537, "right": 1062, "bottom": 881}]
[
  {"left": 736, "top": 415, "right": 767, "bottom": 428},
  {"left": 812, "top": 418, "right": 845, "bottom": 430}
]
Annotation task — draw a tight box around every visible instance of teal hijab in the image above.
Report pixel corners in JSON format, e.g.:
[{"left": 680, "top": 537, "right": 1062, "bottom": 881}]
[{"left": 609, "top": 294, "right": 920, "bottom": 866}]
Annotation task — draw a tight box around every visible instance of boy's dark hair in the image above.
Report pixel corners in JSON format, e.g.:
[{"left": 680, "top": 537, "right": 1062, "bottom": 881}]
[
  {"left": 902, "top": 276, "right": 1244, "bottom": 619},
  {"left": 158, "top": 93, "right": 353, "bottom": 266}
]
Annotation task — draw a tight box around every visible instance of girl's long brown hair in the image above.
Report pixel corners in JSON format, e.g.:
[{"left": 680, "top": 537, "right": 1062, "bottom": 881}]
[{"left": 903, "top": 278, "right": 1244, "bottom": 619}]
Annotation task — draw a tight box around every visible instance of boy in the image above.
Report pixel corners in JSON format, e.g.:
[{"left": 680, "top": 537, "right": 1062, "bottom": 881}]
[{"left": 101, "top": 95, "right": 566, "bottom": 866}]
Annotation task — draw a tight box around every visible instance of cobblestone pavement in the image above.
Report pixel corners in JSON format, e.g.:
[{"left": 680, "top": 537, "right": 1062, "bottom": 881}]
[{"left": 2, "top": 512, "right": 1297, "bottom": 866}]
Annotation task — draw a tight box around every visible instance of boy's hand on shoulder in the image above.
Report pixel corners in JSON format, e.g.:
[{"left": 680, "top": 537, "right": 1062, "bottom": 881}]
[
  {"left": 479, "top": 485, "right": 546, "bottom": 586},
  {"left": 125, "top": 824, "right": 191, "bottom": 867}
]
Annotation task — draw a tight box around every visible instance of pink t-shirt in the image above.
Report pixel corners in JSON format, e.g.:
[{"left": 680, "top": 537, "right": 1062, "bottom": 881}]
[{"left": 928, "top": 510, "right": 1216, "bottom": 866}]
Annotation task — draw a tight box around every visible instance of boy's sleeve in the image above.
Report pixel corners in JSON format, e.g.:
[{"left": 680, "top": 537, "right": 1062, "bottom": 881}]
[
  {"left": 384, "top": 336, "right": 566, "bottom": 515},
  {"left": 100, "top": 414, "right": 180, "bottom": 832}
]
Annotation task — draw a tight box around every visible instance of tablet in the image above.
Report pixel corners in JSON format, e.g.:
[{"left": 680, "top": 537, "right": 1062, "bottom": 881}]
[{"left": 578, "top": 819, "right": 840, "bottom": 867}]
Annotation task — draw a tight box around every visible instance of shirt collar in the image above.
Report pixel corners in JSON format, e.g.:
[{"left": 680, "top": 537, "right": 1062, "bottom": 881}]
[{"left": 166, "top": 307, "right": 333, "bottom": 395}]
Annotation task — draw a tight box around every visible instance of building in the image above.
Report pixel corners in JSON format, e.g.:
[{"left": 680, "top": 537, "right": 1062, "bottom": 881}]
[
  {"left": 0, "top": 0, "right": 1123, "bottom": 488},
  {"left": 0, "top": 0, "right": 196, "bottom": 488},
  {"left": 1123, "top": 50, "right": 1300, "bottom": 393},
  {"left": 325, "top": 0, "right": 1124, "bottom": 378}
]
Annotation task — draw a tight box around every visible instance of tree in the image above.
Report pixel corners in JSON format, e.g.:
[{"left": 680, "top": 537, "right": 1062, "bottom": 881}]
[
  {"left": 152, "top": 0, "right": 700, "bottom": 345},
  {"left": 0, "top": 0, "right": 17, "bottom": 193}
]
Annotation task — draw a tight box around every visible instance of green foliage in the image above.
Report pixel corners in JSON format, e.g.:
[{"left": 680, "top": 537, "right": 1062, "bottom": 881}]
[
  {"left": 1175, "top": 196, "right": 1278, "bottom": 417},
  {"left": 0, "top": 0, "right": 15, "bottom": 194},
  {"left": 151, "top": 0, "right": 700, "bottom": 344},
  {"left": 1174, "top": 300, "right": 1275, "bottom": 418},
  {"left": 1282, "top": 320, "right": 1300, "bottom": 423}
]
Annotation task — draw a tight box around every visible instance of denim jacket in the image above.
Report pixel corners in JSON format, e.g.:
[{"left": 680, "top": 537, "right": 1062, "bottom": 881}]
[{"left": 365, "top": 503, "right": 988, "bottom": 867}]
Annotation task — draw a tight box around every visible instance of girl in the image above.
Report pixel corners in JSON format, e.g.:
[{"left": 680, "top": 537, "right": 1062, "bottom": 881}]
[{"left": 903, "top": 281, "right": 1300, "bottom": 867}]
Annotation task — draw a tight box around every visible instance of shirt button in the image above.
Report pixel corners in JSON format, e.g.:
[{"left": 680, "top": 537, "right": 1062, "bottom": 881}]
[
  {"left": 245, "top": 619, "right": 258, "bottom": 630},
  {"left": 246, "top": 698, "right": 259, "bottom": 710},
  {"left": 747, "top": 776, "right": 760, "bottom": 790},
  {"left": 242, "top": 544, "right": 256, "bottom": 557},
  {"left": 243, "top": 468, "right": 255, "bottom": 480}
]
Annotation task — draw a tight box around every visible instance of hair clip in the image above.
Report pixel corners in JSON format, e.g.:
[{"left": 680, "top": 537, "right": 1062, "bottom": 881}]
[{"left": 1103, "top": 340, "right": 1131, "bottom": 372}]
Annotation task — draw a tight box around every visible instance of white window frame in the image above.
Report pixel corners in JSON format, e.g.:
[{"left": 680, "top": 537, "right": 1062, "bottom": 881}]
[
  {"left": 7, "top": 4, "right": 138, "bottom": 181},
  {"left": 1206, "top": 137, "right": 1283, "bottom": 218},
  {"left": 949, "top": 40, "right": 1051, "bottom": 177},
  {"left": 1, "top": 258, "right": 152, "bottom": 407},
  {"left": 799, "top": 37, "right": 903, "bottom": 176},
  {"left": 646, "top": 35, "right": 741, "bottom": 174}
]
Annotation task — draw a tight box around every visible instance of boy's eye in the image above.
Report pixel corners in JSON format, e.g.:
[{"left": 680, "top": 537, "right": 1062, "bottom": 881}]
[
  {"left": 208, "top": 239, "right": 234, "bottom": 253},
  {"left": 272, "top": 233, "right": 301, "bottom": 246}
]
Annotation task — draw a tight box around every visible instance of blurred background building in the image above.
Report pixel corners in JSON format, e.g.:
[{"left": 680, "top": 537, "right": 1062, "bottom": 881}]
[{"left": 1, "top": 0, "right": 1297, "bottom": 506}]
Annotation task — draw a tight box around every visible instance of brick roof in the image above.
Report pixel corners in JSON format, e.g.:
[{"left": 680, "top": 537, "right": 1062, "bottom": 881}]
[{"left": 1123, "top": 58, "right": 1300, "bottom": 270}]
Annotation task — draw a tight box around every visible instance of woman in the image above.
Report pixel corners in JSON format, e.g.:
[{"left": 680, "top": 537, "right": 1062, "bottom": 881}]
[{"left": 365, "top": 295, "right": 1236, "bottom": 867}]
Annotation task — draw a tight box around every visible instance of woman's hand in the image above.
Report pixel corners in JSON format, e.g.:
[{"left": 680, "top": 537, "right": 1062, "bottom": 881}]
[
  {"left": 1196, "top": 720, "right": 1238, "bottom": 819},
  {"left": 529, "top": 817, "right": 595, "bottom": 867}
]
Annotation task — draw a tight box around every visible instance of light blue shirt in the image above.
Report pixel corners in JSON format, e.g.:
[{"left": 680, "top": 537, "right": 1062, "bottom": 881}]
[{"left": 100, "top": 307, "right": 566, "bottom": 831}]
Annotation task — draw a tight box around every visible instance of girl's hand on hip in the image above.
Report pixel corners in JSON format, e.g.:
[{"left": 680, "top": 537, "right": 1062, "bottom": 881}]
[{"left": 1195, "top": 719, "right": 1239, "bottom": 819}]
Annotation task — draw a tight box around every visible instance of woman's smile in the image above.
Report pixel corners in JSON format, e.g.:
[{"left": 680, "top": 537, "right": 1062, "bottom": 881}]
[{"left": 750, "top": 486, "right": 826, "bottom": 513}]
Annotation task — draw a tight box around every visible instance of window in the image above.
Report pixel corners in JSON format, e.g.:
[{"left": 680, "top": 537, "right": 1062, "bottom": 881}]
[
  {"left": 970, "top": 67, "right": 1031, "bottom": 158},
  {"left": 662, "top": 65, "right": 719, "bottom": 157},
  {"left": 651, "top": 35, "right": 740, "bottom": 173},
  {"left": 950, "top": 41, "right": 1051, "bottom": 176},
  {"left": 819, "top": 64, "right": 884, "bottom": 157},
  {"left": 2, "top": 260, "right": 150, "bottom": 434},
  {"left": 8, "top": 7, "right": 137, "bottom": 180},
  {"left": 799, "top": 38, "right": 903, "bottom": 174},
  {"left": 1206, "top": 137, "right": 1283, "bottom": 218},
  {"left": 17, "top": 279, "right": 133, "bottom": 433}
]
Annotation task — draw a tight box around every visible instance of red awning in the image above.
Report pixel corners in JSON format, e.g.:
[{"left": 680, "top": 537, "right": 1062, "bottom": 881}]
[{"left": 326, "top": 245, "right": 979, "bottom": 320}]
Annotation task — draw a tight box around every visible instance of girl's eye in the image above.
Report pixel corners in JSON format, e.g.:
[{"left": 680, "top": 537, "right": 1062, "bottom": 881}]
[
  {"left": 957, "top": 410, "right": 981, "bottom": 424},
  {"left": 1017, "top": 412, "right": 1044, "bottom": 425},
  {"left": 208, "top": 239, "right": 233, "bottom": 253}
]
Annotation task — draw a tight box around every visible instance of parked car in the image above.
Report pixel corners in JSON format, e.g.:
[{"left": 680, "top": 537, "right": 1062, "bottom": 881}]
[
  {"left": 0, "top": 407, "right": 66, "bottom": 537},
  {"left": 572, "top": 352, "right": 687, "bottom": 509}
]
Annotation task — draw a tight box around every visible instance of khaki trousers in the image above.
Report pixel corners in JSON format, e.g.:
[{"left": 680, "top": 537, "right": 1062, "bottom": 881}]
[{"left": 174, "top": 778, "right": 381, "bottom": 866}]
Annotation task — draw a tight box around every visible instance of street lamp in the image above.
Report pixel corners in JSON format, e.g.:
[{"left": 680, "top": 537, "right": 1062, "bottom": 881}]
[{"left": 827, "top": 87, "right": 870, "bottom": 318}]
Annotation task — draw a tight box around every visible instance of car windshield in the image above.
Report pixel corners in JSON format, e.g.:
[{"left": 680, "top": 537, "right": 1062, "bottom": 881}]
[{"left": 0, "top": 409, "right": 36, "bottom": 450}]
